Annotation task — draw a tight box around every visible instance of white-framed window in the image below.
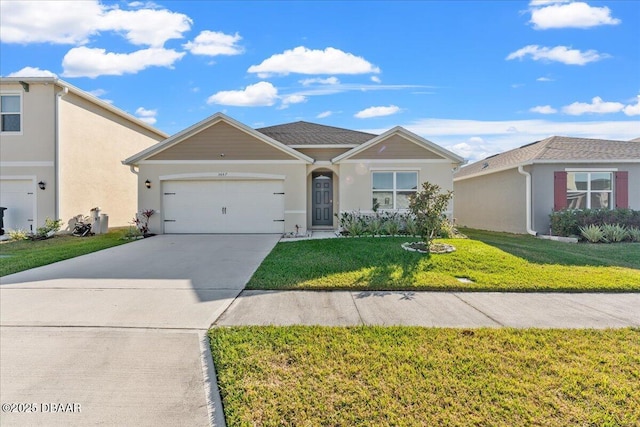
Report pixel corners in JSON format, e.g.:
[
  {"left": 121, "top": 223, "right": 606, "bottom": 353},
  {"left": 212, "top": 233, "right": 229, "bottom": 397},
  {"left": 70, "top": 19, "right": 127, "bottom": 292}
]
[
  {"left": 372, "top": 171, "right": 418, "bottom": 210},
  {"left": 567, "top": 171, "right": 613, "bottom": 209},
  {"left": 1, "top": 93, "right": 22, "bottom": 133}
]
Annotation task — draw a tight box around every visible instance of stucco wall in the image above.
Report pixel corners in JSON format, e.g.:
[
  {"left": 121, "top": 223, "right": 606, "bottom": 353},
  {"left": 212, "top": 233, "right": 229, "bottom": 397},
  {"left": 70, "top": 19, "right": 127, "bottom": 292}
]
[
  {"left": 338, "top": 161, "right": 456, "bottom": 215},
  {"left": 58, "top": 92, "right": 164, "bottom": 227},
  {"left": 531, "top": 163, "right": 640, "bottom": 234},
  {"left": 136, "top": 162, "right": 308, "bottom": 234},
  {"left": 454, "top": 168, "right": 527, "bottom": 233},
  {"left": 0, "top": 82, "right": 57, "bottom": 230}
]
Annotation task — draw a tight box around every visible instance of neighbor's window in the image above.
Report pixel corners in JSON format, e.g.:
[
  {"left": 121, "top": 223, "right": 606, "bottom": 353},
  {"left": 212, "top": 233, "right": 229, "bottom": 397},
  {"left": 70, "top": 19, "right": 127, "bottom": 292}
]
[
  {"left": 566, "top": 171, "right": 613, "bottom": 209},
  {"left": 372, "top": 171, "right": 418, "bottom": 210},
  {"left": 1, "top": 94, "right": 21, "bottom": 133}
]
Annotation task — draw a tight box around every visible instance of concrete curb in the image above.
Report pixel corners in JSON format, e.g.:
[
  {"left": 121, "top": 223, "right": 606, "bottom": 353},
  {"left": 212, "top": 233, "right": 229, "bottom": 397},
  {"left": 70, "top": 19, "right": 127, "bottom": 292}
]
[{"left": 199, "top": 332, "right": 227, "bottom": 427}]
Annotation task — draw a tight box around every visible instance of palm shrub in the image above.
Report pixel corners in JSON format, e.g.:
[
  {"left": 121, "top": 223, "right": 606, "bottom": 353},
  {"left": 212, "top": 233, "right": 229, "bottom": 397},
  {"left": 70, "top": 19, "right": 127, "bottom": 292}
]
[
  {"left": 404, "top": 215, "right": 419, "bottom": 237},
  {"left": 408, "top": 182, "right": 453, "bottom": 253},
  {"left": 601, "top": 224, "right": 628, "bottom": 243},
  {"left": 383, "top": 216, "right": 400, "bottom": 236},
  {"left": 580, "top": 224, "right": 605, "bottom": 243},
  {"left": 368, "top": 216, "right": 384, "bottom": 236},
  {"left": 628, "top": 226, "right": 640, "bottom": 243}
]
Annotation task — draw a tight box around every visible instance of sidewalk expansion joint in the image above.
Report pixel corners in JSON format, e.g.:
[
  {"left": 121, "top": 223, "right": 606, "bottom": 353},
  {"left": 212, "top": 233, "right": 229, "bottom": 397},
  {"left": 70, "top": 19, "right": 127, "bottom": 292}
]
[
  {"left": 349, "top": 292, "right": 366, "bottom": 326},
  {"left": 452, "top": 294, "right": 505, "bottom": 327}
]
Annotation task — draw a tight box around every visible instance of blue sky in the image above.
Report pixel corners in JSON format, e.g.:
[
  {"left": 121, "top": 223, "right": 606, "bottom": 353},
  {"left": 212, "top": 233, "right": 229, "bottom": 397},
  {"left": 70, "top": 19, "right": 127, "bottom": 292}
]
[{"left": 1, "top": 0, "right": 639, "bottom": 162}]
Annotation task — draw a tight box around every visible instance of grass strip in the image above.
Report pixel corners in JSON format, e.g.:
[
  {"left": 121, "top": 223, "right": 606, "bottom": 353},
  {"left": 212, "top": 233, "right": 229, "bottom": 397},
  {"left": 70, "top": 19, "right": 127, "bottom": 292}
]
[
  {"left": 246, "top": 237, "right": 640, "bottom": 291},
  {"left": 210, "top": 326, "right": 640, "bottom": 427},
  {"left": 0, "top": 230, "right": 131, "bottom": 276}
]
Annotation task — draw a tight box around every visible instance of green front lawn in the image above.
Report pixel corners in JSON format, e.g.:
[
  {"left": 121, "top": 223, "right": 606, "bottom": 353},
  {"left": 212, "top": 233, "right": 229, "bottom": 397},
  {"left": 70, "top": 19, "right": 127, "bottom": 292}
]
[
  {"left": 210, "top": 326, "right": 640, "bottom": 426},
  {"left": 0, "top": 230, "right": 131, "bottom": 276},
  {"left": 247, "top": 235, "right": 640, "bottom": 291}
]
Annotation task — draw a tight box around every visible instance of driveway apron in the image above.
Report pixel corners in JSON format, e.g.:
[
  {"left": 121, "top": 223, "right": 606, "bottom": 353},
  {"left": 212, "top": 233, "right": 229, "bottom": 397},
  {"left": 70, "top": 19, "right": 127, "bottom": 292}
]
[{"left": 0, "top": 234, "right": 279, "bottom": 427}]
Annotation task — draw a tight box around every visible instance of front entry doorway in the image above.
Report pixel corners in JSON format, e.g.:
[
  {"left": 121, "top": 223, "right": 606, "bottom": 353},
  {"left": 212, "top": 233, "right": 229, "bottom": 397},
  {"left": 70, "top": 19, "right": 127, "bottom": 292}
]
[{"left": 312, "top": 172, "right": 333, "bottom": 226}]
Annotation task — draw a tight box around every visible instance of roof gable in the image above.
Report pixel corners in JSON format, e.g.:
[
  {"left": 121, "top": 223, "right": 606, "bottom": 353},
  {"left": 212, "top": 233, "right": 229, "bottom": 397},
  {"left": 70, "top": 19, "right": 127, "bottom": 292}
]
[
  {"left": 455, "top": 136, "right": 640, "bottom": 180},
  {"left": 124, "top": 113, "right": 313, "bottom": 164},
  {"left": 333, "top": 127, "right": 464, "bottom": 163}
]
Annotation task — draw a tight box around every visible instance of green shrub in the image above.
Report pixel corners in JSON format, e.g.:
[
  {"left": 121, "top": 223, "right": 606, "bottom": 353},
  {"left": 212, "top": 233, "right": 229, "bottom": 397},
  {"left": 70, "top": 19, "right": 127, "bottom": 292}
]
[
  {"left": 383, "top": 217, "right": 400, "bottom": 236},
  {"left": 35, "top": 218, "right": 63, "bottom": 239},
  {"left": 601, "top": 224, "right": 628, "bottom": 243},
  {"left": 628, "top": 226, "right": 640, "bottom": 242},
  {"left": 551, "top": 209, "right": 640, "bottom": 237},
  {"left": 404, "top": 216, "right": 419, "bottom": 237},
  {"left": 580, "top": 224, "right": 605, "bottom": 243}
]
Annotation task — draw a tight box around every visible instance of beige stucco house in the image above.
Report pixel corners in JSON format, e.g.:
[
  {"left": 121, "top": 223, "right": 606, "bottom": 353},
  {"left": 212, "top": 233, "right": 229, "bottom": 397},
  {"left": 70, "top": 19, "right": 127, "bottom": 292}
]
[
  {"left": 0, "top": 77, "right": 167, "bottom": 233},
  {"left": 123, "top": 113, "right": 464, "bottom": 234},
  {"left": 454, "top": 136, "right": 640, "bottom": 235}
]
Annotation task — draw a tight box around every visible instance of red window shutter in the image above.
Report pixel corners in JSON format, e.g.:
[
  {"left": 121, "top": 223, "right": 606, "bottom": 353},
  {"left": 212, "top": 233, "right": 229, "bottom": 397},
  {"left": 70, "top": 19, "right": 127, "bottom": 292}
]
[
  {"left": 554, "top": 171, "right": 568, "bottom": 211},
  {"left": 615, "top": 171, "right": 629, "bottom": 209}
]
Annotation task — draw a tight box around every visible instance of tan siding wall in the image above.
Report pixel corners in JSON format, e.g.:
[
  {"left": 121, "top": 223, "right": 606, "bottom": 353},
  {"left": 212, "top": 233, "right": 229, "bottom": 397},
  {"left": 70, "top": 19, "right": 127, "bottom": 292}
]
[
  {"left": 296, "top": 147, "right": 351, "bottom": 161},
  {"left": 1, "top": 83, "right": 57, "bottom": 230},
  {"left": 137, "top": 163, "right": 307, "bottom": 234},
  {"left": 0, "top": 82, "right": 56, "bottom": 162},
  {"left": 351, "top": 135, "right": 445, "bottom": 160},
  {"left": 149, "top": 122, "right": 296, "bottom": 161},
  {"left": 339, "top": 161, "right": 455, "bottom": 214},
  {"left": 58, "top": 92, "right": 164, "bottom": 227},
  {"left": 454, "top": 168, "right": 527, "bottom": 233}
]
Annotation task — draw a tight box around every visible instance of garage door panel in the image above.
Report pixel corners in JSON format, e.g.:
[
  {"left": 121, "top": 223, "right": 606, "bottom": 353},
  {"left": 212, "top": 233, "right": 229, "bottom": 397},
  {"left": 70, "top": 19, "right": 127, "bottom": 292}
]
[
  {"left": 162, "top": 180, "right": 284, "bottom": 234},
  {"left": 0, "top": 180, "right": 35, "bottom": 232}
]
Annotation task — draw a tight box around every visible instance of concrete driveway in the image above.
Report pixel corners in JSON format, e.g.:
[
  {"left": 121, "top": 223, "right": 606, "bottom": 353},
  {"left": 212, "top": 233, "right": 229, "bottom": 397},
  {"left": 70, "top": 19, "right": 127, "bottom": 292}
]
[{"left": 0, "top": 234, "right": 280, "bottom": 427}]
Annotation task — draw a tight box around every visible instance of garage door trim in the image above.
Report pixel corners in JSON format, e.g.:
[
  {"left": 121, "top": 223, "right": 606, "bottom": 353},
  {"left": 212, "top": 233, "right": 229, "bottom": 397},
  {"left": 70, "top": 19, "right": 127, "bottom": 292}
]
[
  {"left": 159, "top": 172, "right": 286, "bottom": 182},
  {"left": 0, "top": 175, "right": 37, "bottom": 232}
]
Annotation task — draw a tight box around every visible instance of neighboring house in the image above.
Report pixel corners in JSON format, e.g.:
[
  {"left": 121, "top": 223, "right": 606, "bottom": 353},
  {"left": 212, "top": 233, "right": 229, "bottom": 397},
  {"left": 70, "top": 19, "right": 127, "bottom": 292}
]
[
  {"left": 123, "top": 113, "right": 464, "bottom": 234},
  {"left": 453, "top": 136, "right": 640, "bottom": 235},
  {"left": 0, "top": 77, "right": 167, "bottom": 233}
]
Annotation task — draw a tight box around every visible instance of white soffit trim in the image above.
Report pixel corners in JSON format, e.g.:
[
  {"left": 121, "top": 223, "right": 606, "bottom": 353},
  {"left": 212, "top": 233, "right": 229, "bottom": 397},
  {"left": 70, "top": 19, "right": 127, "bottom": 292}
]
[
  {"left": 0, "top": 161, "right": 54, "bottom": 167},
  {"left": 159, "top": 172, "right": 286, "bottom": 181},
  {"left": 140, "top": 160, "right": 306, "bottom": 165},
  {"left": 565, "top": 167, "right": 619, "bottom": 172},
  {"left": 340, "top": 159, "right": 453, "bottom": 164},
  {"left": 124, "top": 112, "right": 314, "bottom": 165}
]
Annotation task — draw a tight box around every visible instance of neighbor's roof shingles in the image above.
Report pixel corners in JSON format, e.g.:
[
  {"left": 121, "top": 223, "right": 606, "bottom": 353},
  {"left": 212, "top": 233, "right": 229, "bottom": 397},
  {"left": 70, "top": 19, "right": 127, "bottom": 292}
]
[
  {"left": 257, "top": 121, "right": 377, "bottom": 146},
  {"left": 455, "top": 136, "right": 640, "bottom": 179}
]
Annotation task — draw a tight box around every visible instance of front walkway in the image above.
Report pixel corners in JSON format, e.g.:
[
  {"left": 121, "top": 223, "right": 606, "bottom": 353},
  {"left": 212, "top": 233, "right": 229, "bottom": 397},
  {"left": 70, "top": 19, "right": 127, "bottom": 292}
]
[{"left": 216, "top": 290, "right": 640, "bottom": 328}]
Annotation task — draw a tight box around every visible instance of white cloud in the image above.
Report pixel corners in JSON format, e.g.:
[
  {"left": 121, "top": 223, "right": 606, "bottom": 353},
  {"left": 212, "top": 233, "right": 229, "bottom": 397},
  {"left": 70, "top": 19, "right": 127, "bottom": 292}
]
[
  {"left": 248, "top": 46, "right": 381, "bottom": 77},
  {"left": 506, "top": 45, "right": 606, "bottom": 65},
  {"left": 528, "top": 1, "right": 569, "bottom": 6},
  {"left": 562, "top": 96, "right": 625, "bottom": 115},
  {"left": 299, "top": 77, "right": 340, "bottom": 86},
  {"left": 371, "top": 76, "right": 382, "bottom": 83},
  {"left": 354, "top": 105, "right": 400, "bottom": 119},
  {"left": 135, "top": 107, "right": 157, "bottom": 124},
  {"left": 282, "top": 95, "right": 307, "bottom": 105},
  {"left": 6, "top": 66, "right": 57, "bottom": 77},
  {"left": 530, "top": 1, "right": 620, "bottom": 30},
  {"left": 530, "top": 105, "right": 557, "bottom": 114},
  {"left": 0, "top": 1, "right": 191, "bottom": 46},
  {"left": 623, "top": 96, "right": 640, "bottom": 117},
  {"left": 207, "top": 81, "right": 279, "bottom": 107},
  {"left": 360, "top": 118, "right": 640, "bottom": 162},
  {"left": 536, "top": 77, "right": 554, "bottom": 82},
  {"left": 87, "top": 88, "right": 107, "bottom": 97},
  {"left": 316, "top": 111, "right": 333, "bottom": 119},
  {"left": 62, "top": 46, "right": 185, "bottom": 78},
  {"left": 98, "top": 8, "right": 192, "bottom": 47},
  {"left": 183, "top": 31, "right": 243, "bottom": 56}
]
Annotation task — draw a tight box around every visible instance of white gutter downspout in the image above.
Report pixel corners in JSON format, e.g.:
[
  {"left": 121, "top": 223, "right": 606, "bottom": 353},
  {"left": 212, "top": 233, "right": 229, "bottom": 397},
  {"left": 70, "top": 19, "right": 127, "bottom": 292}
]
[{"left": 518, "top": 165, "right": 537, "bottom": 236}]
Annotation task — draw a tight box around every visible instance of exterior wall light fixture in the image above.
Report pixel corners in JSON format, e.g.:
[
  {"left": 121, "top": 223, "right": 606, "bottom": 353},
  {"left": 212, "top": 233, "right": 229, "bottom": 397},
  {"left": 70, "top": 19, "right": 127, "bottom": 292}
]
[
  {"left": 38, "top": 181, "right": 46, "bottom": 190},
  {"left": 145, "top": 180, "right": 151, "bottom": 189}
]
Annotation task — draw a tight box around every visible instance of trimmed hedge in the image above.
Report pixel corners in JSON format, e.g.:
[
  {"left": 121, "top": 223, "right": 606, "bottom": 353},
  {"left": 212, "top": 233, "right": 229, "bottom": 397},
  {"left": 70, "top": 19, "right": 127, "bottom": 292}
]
[{"left": 550, "top": 209, "right": 640, "bottom": 238}]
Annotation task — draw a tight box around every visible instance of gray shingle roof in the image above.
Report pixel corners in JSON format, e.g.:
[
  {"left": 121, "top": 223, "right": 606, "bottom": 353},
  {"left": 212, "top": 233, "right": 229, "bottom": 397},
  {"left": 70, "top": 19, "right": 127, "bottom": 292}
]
[
  {"left": 256, "top": 121, "right": 377, "bottom": 146},
  {"left": 455, "top": 136, "right": 640, "bottom": 179}
]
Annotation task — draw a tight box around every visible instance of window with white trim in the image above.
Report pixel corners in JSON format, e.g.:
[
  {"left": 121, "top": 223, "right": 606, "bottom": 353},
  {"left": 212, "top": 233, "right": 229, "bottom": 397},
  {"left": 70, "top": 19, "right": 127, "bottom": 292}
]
[
  {"left": 372, "top": 171, "right": 418, "bottom": 210},
  {"left": 567, "top": 171, "right": 613, "bottom": 209},
  {"left": 1, "top": 94, "right": 21, "bottom": 133}
]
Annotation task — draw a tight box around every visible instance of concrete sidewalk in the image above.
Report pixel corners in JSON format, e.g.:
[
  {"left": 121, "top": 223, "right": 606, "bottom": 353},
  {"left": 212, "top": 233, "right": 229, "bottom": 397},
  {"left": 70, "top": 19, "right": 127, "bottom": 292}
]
[{"left": 216, "top": 290, "right": 640, "bottom": 328}]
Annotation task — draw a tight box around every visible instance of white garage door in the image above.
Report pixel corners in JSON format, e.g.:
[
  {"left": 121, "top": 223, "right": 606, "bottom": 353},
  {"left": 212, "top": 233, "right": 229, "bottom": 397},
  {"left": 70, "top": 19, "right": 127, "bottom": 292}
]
[
  {"left": 0, "top": 179, "right": 35, "bottom": 232},
  {"left": 162, "top": 180, "right": 285, "bottom": 233}
]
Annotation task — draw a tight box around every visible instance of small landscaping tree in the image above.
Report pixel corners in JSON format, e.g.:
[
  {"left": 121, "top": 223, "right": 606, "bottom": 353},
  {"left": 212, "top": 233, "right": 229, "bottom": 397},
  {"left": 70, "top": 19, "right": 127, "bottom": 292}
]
[{"left": 408, "top": 182, "right": 453, "bottom": 253}]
